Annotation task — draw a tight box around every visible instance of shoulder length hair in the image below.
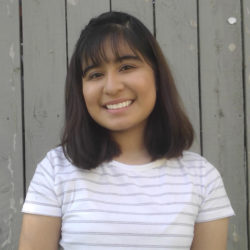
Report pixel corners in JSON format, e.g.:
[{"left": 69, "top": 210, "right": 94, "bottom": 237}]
[{"left": 59, "top": 11, "right": 194, "bottom": 170}]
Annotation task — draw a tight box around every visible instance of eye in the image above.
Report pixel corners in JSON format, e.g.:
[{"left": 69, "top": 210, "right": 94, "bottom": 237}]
[
  {"left": 88, "top": 72, "right": 103, "bottom": 80},
  {"left": 120, "top": 64, "right": 135, "bottom": 72}
]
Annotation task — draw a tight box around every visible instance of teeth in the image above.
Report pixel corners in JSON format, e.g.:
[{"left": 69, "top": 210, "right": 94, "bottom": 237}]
[{"left": 106, "top": 100, "right": 132, "bottom": 110}]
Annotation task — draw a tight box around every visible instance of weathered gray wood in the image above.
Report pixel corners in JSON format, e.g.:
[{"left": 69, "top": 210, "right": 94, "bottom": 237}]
[
  {"left": 243, "top": 0, "right": 250, "bottom": 243},
  {"left": 111, "top": 0, "right": 154, "bottom": 34},
  {"left": 67, "top": 0, "right": 110, "bottom": 61},
  {"left": 22, "top": 0, "right": 67, "bottom": 186},
  {"left": 155, "top": 0, "right": 200, "bottom": 154},
  {"left": 0, "top": 1, "right": 23, "bottom": 249},
  {"left": 199, "top": 1, "right": 246, "bottom": 249},
  {"left": 0, "top": 0, "right": 249, "bottom": 248}
]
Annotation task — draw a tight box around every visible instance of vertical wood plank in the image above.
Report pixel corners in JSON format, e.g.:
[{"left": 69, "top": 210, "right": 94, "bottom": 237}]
[
  {"left": 243, "top": 0, "right": 250, "bottom": 244},
  {"left": 0, "top": 1, "right": 23, "bottom": 249},
  {"left": 22, "top": 0, "right": 67, "bottom": 186},
  {"left": 155, "top": 0, "right": 200, "bottom": 153},
  {"left": 111, "top": 0, "right": 154, "bottom": 34},
  {"left": 67, "top": 0, "right": 110, "bottom": 61},
  {"left": 199, "top": 1, "right": 246, "bottom": 249}
]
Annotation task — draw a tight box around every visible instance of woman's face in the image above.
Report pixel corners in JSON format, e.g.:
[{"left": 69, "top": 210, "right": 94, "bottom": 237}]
[{"left": 82, "top": 41, "right": 156, "bottom": 135}]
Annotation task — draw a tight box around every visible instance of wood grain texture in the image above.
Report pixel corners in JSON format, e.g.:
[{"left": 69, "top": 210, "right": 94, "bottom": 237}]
[
  {"left": 22, "top": 0, "right": 67, "bottom": 187},
  {"left": 0, "top": 1, "right": 23, "bottom": 249},
  {"left": 0, "top": 0, "right": 249, "bottom": 248},
  {"left": 199, "top": 1, "right": 246, "bottom": 249},
  {"left": 67, "top": 0, "right": 110, "bottom": 61},
  {"left": 155, "top": 0, "right": 200, "bottom": 153},
  {"left": 111, "top": 0, "right": 154, "bottom": 33},
  {"left": 243, "top": 0, "right": 250, "bottom": 244}
]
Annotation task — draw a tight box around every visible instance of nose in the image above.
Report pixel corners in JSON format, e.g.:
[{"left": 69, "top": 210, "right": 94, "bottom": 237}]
[{"left": 103, "top": 70, "right": 124, "bottom": 95}]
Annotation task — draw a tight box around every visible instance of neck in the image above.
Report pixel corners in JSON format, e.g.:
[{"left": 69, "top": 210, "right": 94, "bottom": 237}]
[{"left": 111, "top": 126, "right": 152, "bottom": 165}]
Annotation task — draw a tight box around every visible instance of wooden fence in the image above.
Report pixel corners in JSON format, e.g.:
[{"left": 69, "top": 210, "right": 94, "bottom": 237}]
[{"left": 0, "top": 0, "right": 249, "bottom": 249}]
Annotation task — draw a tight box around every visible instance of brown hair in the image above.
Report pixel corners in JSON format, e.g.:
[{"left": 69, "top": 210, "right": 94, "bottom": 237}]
[{"left": 59, "top": 11, "right": 194, "bottom": 169}]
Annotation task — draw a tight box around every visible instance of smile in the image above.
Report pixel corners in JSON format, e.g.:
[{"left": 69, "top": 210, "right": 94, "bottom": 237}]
[{"left": 106, "top": 100, "right": 133, "bottom": 110}]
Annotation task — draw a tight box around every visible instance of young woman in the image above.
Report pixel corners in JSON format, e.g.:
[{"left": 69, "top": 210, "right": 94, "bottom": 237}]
[{"left": 19, "top": 11, "right": 234, "bottom": 250}]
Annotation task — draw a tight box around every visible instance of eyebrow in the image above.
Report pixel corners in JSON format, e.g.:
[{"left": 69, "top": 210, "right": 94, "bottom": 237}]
[{"left": 82, "top": 55, "right": 142, "bottom": 77}]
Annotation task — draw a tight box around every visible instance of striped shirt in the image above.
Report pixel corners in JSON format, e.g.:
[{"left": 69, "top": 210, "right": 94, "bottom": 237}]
[{"left": 22, "top": 146, "right": 235, "bottom": 250}]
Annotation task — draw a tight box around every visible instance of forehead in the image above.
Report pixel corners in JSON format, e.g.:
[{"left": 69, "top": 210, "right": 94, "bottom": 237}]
[
  {"left": 82, "top": 37, "right": 140, "bottom": 67},
  {"left": 106, "top": 42, "right": 136, "bottom": 59}
]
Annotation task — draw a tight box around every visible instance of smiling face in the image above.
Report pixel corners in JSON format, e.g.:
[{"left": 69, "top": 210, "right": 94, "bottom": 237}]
[{"left": 82, "top": 40, "right": 157, "bottom": 136}]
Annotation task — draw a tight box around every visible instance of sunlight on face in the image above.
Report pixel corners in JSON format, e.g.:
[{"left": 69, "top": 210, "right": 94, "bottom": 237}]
[{"left": 82, "top": 40, "right": 157, "bottom": 136}]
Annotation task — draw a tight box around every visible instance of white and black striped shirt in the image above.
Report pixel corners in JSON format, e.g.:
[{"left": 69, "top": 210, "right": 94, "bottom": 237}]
[{"left": 22, "top": 146, "right": 235, "bottom": 250}]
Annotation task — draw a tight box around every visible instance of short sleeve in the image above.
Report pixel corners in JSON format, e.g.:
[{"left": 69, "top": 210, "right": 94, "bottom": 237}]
[
  {"left": 196, "top": 160, "right": 235, "bottom": 223},
  {"left": 22, "top": 153, "right": 61, "bottom": 217}
]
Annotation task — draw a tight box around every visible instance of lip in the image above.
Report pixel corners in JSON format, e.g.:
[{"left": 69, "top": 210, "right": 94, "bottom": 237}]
[
  {"left": 102, "top": 99, "right": 134, "bottom": 113},
  {"left": 102, "top": 98, "right": 134, "bottom": 106}
]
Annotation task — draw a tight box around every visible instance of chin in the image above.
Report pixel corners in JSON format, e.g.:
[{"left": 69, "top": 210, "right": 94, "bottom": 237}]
[{"left": 106, "top": 126, "right": 131, "bottom": 132}]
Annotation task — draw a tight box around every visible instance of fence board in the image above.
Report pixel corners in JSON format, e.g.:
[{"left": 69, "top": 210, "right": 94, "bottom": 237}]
[
  {"left": 199, "top": 1, "right": 246, "bottom": 249},
  {"left": 67, "top": 0, "right": 110, "bottom": 62},
  {"left": 0, "top": 1, "right": 23, "bottom": 249},
  {"left": 22, "top": 0, "right": 67, "bottom": 186},
  {"left": 155, "top": 0, "right": 200, "bottom": 153},
  {"left": 243, "top": 0, "right": 250, "bottom": 243},
  {"left": 0, "top": 0, "right": 249, "bottom": 248},
  {"left": 111, "top": 0, "right": 154, "bottom": 34}
]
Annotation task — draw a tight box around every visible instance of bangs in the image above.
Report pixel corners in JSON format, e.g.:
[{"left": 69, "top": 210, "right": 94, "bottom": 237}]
[{"left": 81, "top": 26, "right": 142, "bottom": 68}]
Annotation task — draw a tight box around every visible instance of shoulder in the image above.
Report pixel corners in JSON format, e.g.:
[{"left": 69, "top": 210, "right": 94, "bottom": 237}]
[
  {"left": 37, "top": 146, "right": 76, "bottom": 176},
  {"left": 46, "top": 145, "right": 67, "bottom": 162},
  {"left": 179, "top": 150, "right": 207, "bottom": 165},
  {"left": 176, "top": 151, "right": 222, "bottom": 184},
  {"left": 177, "top": 151, "right": 209, "bottom": 171}
]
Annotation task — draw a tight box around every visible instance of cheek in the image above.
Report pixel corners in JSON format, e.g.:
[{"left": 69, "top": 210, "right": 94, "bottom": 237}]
[
  {"left": 82, "top": 85, "right": 96, "bottom": 108},
  {"left": 82, "top": 86, "right": 103, "bottom": 124},
  {"left": 140, "top": 74, "right": 157, "bottom": 98},
  {"left": 144, "top": 77, "right": 157, "bottom": 110}
]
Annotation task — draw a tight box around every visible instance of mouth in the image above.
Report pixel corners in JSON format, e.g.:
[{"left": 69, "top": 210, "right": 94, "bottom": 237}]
[{"left": 105, "top": 100, "right": 133, "bottom": 110}]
